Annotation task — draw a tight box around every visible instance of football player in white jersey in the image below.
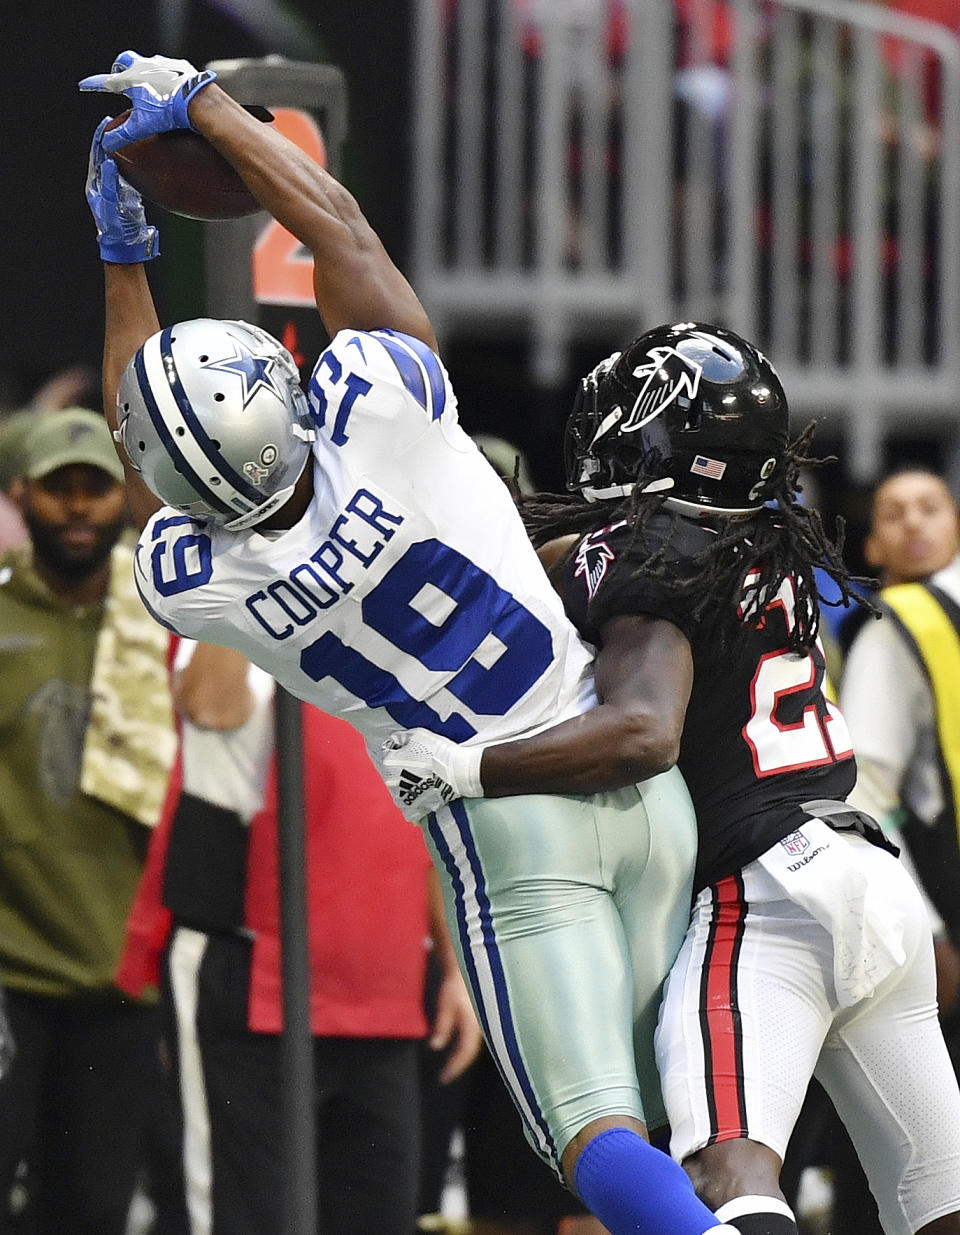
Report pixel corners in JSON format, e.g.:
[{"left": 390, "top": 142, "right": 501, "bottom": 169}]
[
  {"left": 386, "top": 325, "right": 960, "bottom": 1235},
  {"left": 79, "top": 51, "right": 741, "bottom": 1235}
]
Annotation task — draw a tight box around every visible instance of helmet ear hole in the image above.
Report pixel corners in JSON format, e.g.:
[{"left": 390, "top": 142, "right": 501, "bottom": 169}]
[{"left": 681, "top": 401, "right": 701, "bottom": 431}]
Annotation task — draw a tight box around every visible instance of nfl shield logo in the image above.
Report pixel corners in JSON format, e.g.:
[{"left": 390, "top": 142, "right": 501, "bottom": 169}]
[{"left": 780, "top": 831, "right": 809, "bottom": 857}]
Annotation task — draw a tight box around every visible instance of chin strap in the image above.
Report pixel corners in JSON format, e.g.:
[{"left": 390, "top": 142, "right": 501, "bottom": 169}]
[
  {"left": 582, "top": 476, "right": 675, "bottom": 504},
  {"left": 582, "top": 482, "right": 634, "bottom": 503}
]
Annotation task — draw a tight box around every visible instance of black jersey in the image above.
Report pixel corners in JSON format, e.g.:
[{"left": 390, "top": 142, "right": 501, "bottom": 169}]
[{"left": 559, "top": 512, "right": 857, "bottom": 892}]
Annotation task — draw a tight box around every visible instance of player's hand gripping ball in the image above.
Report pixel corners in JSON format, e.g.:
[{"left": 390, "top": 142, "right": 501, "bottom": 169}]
[
  {"left": 80, "top": 49, "right": 260, "bottom": 222},
  {"left": 104, "top": 111, "right": 261, "bottom": 221},
  {"left": 86, "top": 116, "right": 159, "bottom": 263}
]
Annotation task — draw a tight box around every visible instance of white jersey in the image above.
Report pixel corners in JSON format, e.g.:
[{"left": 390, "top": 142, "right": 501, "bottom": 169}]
[{"left": 134, "top": 328, "right": 597, "bottom": 775}]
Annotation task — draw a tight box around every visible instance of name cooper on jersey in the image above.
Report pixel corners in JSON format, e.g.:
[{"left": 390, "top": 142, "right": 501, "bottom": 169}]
[
  {"left": 243, "top": 486, "right": 405, "bottom": 640},
  {"left": 141, "top": 486, "right": 406, "bottom": 636}
]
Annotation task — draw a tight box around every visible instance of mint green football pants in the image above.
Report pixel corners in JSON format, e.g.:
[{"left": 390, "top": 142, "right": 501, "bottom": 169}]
[{"left": 422, "top": 767, "right": 697, "bottom": 1177}]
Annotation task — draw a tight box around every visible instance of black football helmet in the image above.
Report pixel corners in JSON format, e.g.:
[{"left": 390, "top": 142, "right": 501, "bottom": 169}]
[{"left": 564, "top": 322, "right": 790, "bottom": 514}]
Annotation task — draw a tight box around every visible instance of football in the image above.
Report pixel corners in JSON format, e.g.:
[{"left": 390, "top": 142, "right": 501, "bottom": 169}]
[{"left": 106, "top": 111, "right": 262, "bottom": 222}]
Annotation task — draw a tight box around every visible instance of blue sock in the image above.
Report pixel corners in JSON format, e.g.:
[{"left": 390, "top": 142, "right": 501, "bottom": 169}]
[{"left": 574, "top": 1127, "right": 723, "bottom": 1235}]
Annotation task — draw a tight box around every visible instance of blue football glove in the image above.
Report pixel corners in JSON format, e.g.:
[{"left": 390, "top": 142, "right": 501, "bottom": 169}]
[
  {"left": 78, "top": 50, "right": 217, "bottom": 152},
  {"left": 86, "top": 117, "right": 159, "bottom": 264}
]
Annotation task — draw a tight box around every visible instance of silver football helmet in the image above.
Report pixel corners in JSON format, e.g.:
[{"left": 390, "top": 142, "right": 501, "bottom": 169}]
[{"left": 116, "top": 318, "right": 316, "bottom": 529}]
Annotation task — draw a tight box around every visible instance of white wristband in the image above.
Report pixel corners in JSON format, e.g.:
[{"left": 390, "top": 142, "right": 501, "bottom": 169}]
[{"left": 447, "top": 742, "right": 484, "bottom": 799}]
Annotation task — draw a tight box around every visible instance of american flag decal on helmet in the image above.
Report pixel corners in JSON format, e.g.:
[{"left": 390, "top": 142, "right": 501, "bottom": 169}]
[{"left": 691, "top": 455, "right": 727, "bottom": 480}]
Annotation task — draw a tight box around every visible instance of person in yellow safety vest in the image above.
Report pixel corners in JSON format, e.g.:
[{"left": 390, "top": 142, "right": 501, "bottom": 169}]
[{"left": 841, "top": 466, "right": 960, "bottom": 1038}]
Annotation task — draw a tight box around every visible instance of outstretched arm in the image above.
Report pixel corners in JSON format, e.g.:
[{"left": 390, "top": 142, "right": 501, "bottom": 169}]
[
  {"left": 84, "top": 115, "right": 164, "bottom": 529},
  {"left": 188, "top": 88, "right": 436, "bottom": 349},
  {"left": 81, "top": 51, "right": 436, "bottom": 349},
  {"left": 102, "top": 264, "right": 162, "bottom": 530}
]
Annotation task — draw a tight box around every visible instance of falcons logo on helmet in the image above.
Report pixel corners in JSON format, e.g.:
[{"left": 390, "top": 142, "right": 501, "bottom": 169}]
[
  {"left": 620, "top": 346, "right": 702, "bottom": 433},
  {"left": 574, "top": 536, "right": 616, "bottom": 600}
]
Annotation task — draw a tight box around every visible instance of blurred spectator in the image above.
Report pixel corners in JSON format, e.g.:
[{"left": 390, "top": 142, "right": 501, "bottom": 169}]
[
  {"left": 0, "top": 410, "right": 39, "bottom": 496},
  {"left": 504, "top": 0, "right": 733, "bottom": 266},
  {"left": 118, "top": 641, "right": 481, "bottom": 1235},
  {"left": 842, "top": 466, "right": 960, "bottom": 1022},
  {"left": 673, "top": 0, "right": 733, "bottom": 120},
  {"left": 880, "top": 0, "right": 960, "bottom": 151},
  {"left": 0, "top": 408, "right": 178, "bottom": 1233},
  {"left": 0, "top": 367, "right": 99, "bottom": 554},
  {"left": 795, "top": 466, "right": 960, "bottom": 1235},
  {"left": 0, "top": 411, "right": 34, "bottom": 554}
]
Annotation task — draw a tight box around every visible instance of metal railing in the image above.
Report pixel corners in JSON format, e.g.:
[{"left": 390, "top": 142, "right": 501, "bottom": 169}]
[{"left": 411, "top": 0, "right": 960, "bottom": 478}]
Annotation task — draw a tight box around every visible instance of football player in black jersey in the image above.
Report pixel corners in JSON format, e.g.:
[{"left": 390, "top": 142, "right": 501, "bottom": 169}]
[{"left": 385, "top": 323, "right": 960, "bottom": 1235}]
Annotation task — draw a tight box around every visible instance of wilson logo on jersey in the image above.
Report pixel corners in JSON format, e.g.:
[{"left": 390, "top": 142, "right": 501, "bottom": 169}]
[
  {"left": 574, "top": 538, "right": 616, "bottom": 600},
  {"left": 621, "top": 345, "right": 702, "bottom": 433}
]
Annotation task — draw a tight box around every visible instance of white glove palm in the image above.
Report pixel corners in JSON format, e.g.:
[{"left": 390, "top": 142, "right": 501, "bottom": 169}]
[
  {"left": 79, "top": 50, "right": 217, "bottom": 150},
  {"left": 381, "top": 728, "right": 484, "bottom": 821}
]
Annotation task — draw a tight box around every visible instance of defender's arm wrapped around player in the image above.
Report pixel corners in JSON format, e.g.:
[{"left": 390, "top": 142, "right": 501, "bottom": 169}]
[{"left": 383, "top": 611, "right": 693, "bottom": 820}]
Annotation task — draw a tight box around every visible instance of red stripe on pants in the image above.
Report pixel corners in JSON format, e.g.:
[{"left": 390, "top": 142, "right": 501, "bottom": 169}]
[{"left": 704, "top": 875, "right": 746, "bottom": 1139}]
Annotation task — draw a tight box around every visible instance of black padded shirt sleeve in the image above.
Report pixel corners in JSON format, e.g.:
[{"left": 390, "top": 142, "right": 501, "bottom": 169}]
[{"left": 559, "top": 514, "right": 709, "bottom": 643}]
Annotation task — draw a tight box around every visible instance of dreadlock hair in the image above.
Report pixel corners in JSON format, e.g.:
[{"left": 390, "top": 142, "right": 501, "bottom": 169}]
[{"left": 522, "top": 421, "right": 878, "bottom": 653}]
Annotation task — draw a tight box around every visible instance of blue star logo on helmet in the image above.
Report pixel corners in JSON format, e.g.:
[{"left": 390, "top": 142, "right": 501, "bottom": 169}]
[{"left": 203, "top": 345, "right": 289, "bottom": 409}]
